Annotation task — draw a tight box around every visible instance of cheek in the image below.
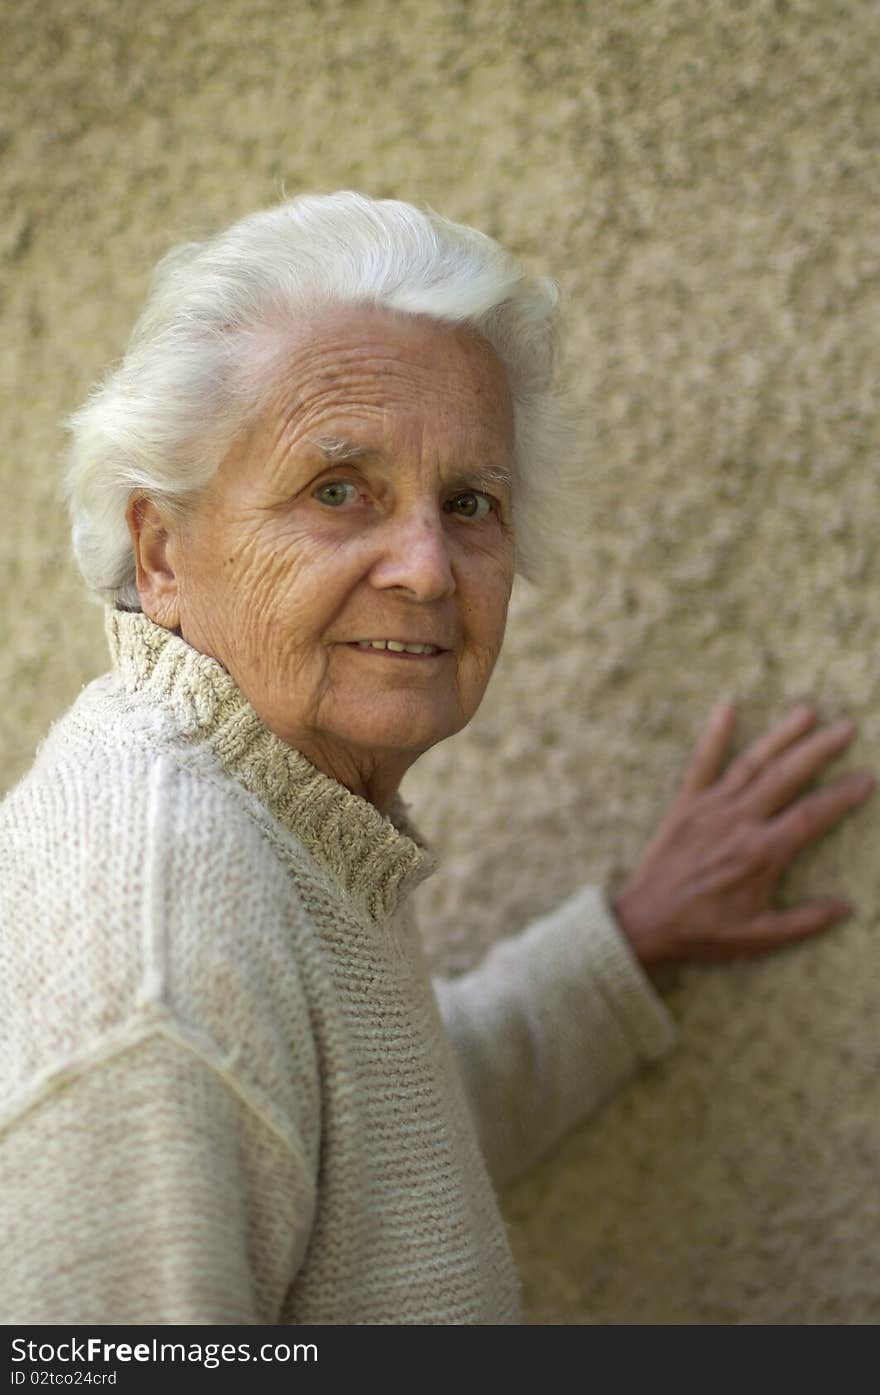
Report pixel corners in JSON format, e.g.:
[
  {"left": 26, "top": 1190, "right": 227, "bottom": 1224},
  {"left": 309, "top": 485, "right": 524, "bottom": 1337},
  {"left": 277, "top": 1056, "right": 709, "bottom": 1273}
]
[
  {"left": 219, "top": 542, "right": 288, "bottom": 639},
  {"left": 229, "top": 527, "right": 366, "bottom": 651},
  {"left": 461, "top": 573, "right": 512, "bottom": 665}
]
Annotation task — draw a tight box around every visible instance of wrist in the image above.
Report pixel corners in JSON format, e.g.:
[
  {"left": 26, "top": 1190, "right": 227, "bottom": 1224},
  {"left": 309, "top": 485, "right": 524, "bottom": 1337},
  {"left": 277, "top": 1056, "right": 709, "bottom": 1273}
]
[{"left": 611, "top": 887, "right": 675, "bottom": 973}]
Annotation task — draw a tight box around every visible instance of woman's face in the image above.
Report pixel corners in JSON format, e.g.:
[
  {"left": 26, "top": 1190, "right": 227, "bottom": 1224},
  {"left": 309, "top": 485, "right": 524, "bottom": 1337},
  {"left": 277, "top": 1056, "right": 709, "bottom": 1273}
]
[{"left": 142, "top": 306, "right": 516, "bottom": 807}]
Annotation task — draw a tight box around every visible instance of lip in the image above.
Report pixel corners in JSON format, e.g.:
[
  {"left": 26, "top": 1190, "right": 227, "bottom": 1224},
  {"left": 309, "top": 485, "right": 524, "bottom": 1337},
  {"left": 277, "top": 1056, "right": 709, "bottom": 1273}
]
[{"left": 341, "top": 640, "right": 450, "bottom": 657}]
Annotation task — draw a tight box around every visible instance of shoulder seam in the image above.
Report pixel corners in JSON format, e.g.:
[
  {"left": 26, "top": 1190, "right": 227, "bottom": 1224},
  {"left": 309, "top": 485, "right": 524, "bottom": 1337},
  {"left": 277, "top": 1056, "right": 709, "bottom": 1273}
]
[{"left": 0, "top": 1011, "right": 315, "bottom": 1177}]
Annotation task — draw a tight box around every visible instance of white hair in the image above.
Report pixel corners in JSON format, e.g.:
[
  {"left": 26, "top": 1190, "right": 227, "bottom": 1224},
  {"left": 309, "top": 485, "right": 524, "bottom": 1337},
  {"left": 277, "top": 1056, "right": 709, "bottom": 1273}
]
[{"left": 65, "top": 191, "right": 574, "bottom": 607}]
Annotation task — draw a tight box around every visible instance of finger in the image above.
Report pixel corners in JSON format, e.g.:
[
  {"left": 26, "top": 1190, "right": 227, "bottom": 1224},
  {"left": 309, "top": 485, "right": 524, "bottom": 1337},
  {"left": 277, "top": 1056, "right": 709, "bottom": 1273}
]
[
  {"left": 721, "top": 703, "right": 818, "bottom": 796},
  {"left": 745, "top": 719, "right": 859, "bottom": 816},
  {"left": 679, "top": 701, "right": 738, "bottom": 794},
  {"left": 699, "top": 899, "right": 854, "bottom": 959},
  {"left": 766, "top": 770, "right": 875, "bottom": 857}
]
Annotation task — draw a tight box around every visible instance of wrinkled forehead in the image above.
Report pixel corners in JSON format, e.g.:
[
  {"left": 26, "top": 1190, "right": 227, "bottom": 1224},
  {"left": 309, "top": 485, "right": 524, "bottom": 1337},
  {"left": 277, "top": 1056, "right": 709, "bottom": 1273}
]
[{"left": 243, "top": 302, "right": 516, "bottom": 455}]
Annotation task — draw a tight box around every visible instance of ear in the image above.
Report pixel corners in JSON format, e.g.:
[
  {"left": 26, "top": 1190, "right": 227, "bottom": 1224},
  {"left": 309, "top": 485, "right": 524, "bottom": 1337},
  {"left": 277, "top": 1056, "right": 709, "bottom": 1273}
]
[{"left": 125, "top": 494, "right": 181, "bottom": 630}]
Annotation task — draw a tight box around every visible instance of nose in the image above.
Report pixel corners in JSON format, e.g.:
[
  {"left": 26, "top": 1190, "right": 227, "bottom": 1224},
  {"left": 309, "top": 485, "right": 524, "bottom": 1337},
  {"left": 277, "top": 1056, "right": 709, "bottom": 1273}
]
[{"left": 368, "top": 504, "right": 456, "bottom": 602}]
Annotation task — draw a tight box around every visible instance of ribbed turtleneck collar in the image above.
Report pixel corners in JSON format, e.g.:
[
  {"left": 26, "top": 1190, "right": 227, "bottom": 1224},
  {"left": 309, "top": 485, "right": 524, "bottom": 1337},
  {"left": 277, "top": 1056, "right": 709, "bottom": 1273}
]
[{"left": 105, "top": 608, "right": 437, "bottom": 924}]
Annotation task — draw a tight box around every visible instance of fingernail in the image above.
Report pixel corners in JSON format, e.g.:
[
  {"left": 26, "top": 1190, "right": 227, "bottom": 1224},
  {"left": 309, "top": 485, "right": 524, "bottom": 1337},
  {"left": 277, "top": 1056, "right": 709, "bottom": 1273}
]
[{"left": 829, "top": 719, "right": 856, "bottom": 743}]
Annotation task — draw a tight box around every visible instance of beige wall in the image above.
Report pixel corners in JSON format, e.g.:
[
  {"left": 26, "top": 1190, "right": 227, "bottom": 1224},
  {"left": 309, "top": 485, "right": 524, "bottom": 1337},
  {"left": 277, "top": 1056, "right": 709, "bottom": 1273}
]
[{"left": 3, "top": 0, "right": 879, "bottom": 1322}]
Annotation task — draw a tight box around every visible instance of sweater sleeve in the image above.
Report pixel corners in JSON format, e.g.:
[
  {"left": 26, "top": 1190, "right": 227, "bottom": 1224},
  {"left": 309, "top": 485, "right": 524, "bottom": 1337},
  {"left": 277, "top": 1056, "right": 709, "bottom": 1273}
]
[
  {"left": 0, "top": 1026, "right": 316, "bottom": 1324},
  {"left": 432, "top": 884, "right": 676, "bottom": 1186}
]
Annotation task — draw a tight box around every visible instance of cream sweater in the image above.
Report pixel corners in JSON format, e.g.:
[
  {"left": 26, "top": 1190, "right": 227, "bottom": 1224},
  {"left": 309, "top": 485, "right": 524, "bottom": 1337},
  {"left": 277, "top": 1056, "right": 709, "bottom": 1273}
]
[{"left": 0, "top": 610, "right": 675, "bottom": 1324}]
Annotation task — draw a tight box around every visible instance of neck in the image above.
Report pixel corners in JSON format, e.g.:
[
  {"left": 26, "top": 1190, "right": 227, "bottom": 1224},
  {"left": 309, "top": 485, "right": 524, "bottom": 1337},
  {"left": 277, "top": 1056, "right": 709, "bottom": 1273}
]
[{"left": 287, "top": 734, "right": 416, "bottom": 815}]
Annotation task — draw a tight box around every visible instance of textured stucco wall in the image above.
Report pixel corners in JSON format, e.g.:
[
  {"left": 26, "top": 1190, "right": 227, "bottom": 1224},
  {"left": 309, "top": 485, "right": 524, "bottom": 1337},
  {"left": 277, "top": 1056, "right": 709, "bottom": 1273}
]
[{"left": 3, "top": 0, "right": 879, "bottom": 1323}]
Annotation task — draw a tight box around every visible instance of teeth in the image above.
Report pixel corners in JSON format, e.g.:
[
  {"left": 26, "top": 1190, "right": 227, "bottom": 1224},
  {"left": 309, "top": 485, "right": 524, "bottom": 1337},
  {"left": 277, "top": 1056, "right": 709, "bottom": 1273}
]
[{"left": 355, "top": 640, "right": 439, "bottom": 655}]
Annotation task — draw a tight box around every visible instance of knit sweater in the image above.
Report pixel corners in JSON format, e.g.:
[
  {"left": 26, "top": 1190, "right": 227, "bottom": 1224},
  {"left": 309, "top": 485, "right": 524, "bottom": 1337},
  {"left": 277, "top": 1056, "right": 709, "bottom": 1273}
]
[{"left": 0, "top": 610, "right": 675, "bottom": 1325}]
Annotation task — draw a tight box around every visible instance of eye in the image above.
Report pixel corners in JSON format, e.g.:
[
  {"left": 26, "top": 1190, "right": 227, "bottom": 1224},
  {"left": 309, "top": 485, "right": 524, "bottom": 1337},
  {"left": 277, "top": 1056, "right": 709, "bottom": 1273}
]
[
  {"left": 443, "top": 490, "right": 492, "bottom": 521},
  {"left": 313, "top": 480, "right": 360, "bottom": 508}
]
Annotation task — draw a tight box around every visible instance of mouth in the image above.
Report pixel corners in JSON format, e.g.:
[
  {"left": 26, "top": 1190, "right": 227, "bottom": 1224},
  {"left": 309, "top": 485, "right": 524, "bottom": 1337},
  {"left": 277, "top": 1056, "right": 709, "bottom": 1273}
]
[{"left": 344, "top": 639, "right": 448, "bottom": 657}]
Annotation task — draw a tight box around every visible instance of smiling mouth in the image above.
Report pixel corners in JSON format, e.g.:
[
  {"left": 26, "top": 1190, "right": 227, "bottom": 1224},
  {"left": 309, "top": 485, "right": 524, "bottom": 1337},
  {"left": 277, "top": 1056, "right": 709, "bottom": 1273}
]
[{"left": 346, "top": 639, "right": 446, "bottom": 656}]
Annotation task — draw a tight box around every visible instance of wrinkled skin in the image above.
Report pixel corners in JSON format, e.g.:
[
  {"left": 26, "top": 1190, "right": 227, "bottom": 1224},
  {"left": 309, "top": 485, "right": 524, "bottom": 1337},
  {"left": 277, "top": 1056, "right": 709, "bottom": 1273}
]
[
  {"left": 128, "top": 305, "right": 516, "bottom": 814},
  {"left": 613, "top": 701, "right": 874, "bottom": 968},
  {"left": 128, "top": 305, "right": 874, "bottom": 967}
]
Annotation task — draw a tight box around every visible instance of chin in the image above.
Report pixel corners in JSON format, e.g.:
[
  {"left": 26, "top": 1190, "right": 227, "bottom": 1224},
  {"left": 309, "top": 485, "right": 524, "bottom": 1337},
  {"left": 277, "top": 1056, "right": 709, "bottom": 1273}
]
[
  {"left": 338, "top": 707, "right": 465, "bottom": 761},
  {"left": 347, "top": 724, "right": 454, "bottom": 760}
]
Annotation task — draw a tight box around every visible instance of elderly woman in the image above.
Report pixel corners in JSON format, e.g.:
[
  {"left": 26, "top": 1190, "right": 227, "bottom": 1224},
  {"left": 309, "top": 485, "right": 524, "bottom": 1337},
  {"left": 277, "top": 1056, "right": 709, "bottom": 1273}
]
[{"left": 0, "top": 193, "right": 871, "bottom": 1325}]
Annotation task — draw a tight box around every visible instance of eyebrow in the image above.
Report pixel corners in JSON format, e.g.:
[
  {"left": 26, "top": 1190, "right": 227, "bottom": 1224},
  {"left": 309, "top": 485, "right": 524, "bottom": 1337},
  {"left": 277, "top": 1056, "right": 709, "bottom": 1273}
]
[
  {"left": 312, "top": 436, "right": 372, "bottom": 463},
  {"left": 467, "top": 464, "right": 514, "bottom": 492},
  {"left": 310, "top": 435, "right": 513, "bottom": 493}
]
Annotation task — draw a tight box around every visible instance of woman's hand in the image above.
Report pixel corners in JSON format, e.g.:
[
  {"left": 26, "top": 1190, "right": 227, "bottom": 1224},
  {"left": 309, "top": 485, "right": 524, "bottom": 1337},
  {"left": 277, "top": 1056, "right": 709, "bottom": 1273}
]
[{"left": 612, "top": 702, "right": 875, "bottom": 969}]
